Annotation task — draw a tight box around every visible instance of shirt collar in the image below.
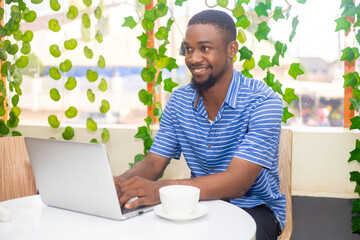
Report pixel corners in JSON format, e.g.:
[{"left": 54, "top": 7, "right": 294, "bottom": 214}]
[{"left": 192, "top": 70, "right": 240, "bottom": 109}]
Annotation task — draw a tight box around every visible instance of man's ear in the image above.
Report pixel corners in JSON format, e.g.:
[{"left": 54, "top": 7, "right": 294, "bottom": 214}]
[{"left": 227, "top": 41, "right": 238, "bottom": 58}]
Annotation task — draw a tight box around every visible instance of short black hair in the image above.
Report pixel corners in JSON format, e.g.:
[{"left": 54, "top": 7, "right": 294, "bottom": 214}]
[{"left": 187, "top": 9, "right": 236, "bottom": 48}]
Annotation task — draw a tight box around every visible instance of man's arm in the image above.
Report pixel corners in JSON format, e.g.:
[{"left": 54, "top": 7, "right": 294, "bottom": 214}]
[{"left": 118, "top": 155, "right": 262, "bottom": 209}]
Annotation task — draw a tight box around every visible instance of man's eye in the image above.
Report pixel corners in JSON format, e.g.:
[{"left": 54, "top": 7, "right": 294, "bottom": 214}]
[{"left": 202, "top": 46, "right": 210, "bottom": 52}]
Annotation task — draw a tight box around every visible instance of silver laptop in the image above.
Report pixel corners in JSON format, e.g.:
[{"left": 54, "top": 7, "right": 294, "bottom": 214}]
[{"left": 24, "top": 137, "right": 154, "bottom": 220}]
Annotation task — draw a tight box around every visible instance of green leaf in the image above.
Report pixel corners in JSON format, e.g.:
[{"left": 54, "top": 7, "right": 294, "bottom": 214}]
[
  {"left": 95, "top": 30, "right": 103, "bottom": 43},
  {"left": 48, "top": 18, "right": 61, "bottom": 32},
  {"left": 1, "top": 61, "right": 10, "bottom": 78},
  {"left": 241, "top": 69, "right": 253, "bottom": 78},
  {"left": 273, "top": 6, "right": 285, "bottom": 21},
  {"left": 101, "top": 128, "right": 110, "bottom": 143},
  {"left": 237, "top": 28, "right": 246, "bottom": 44},
  {"left": 288, "top": 63, "right": 304, "bottom": 79},
  {"left": 24, "top": 10, "right": 37, "bottom": 23},
  {"left": 297, "top": 0, "right": 306, "bottom": 3},
  {"left": 142, "top": 18, "right": 154, "bottom": 31},
  {"left": 155, "top": 26, "right": 168, "bottom": 40},
  {"left": 22, "top": 30, "right": 34, "bottom": 43},
  {"left": 83, "top": 0, "right": 92, "bottom": 7},
  {"left": 65, "top": 77, "right": 77, "bottom": 90},
  {"left": 282, "top": 107, "right": 294, "bottom": 123},
  {"left": 50, "top": 44, "right": 61, "bottom": 57},
  {"left": 11, "top": 131, "right": 22, "bottom": 136},
  {"left": 175, "top": 0, "right": 187, "bottom": 6},
  {"left": 236, "top": 15, "right": 250, "bottom": 29},
  {"left": 83, "top": 46, "right": 93, "bottom": 59},
  {"left": 232, "top": 4, "right": 244, "bottom": 18},
  {"left": 144, "top": 116, "right": 152, "bottom": 126},
  {"left": 258, "top": 55, "right": 272, "bottom": 70},
  {"left": 340, "top": 47, "right": 359, "bottom": 63},
  {"left": 90, "top": 138, "right": 99, "bottom": 143},
  {"left": 123, "top": 16, "right": 137, "bottom": 29},
  {"left": 134, "top": 126, "right": 149, "bottom": 139},
  {"left": 49, "top": 67, "right": 61, "bottom": 80},
  {"left": 7, "top": 111, "right": 19, "bottom": 128},
  {"left": 82, "top": 13, "right": 91, "bottom": 28},
  {"left": 11, "top": 95, "right": 19, "bottom": 106},
  {"left": 164, "top": 78, "right": 179, "bottom": 92},
  {"left": 0, "top": 119, "right": 9, "bottom": 136},
  {"left": 283, "top": 88, "right": 299, "bottom": 104},
  {"left": 66, "top": 6, "right": 78, "bottom": 20},
  {"left": 50, "top": 88, "right": 61, "bottom": 101},
  {"left": 352, "top": 216, "right": 360, "bottom": 233},
  {"left": 134, "top": 154, "right": 145, "bottom": 164},
  {"left": 87, "top": 89, "right": 95, "bottom": 102},
  {"left": 141, "top": 66, "right": 156, "bottom": 83},
  {"left": 98, "top": 78, "right": 107, "bottom": 92},
  {"left": 272, "top": 53, "right": 280, "bottom": 66},
  {"left": 59, "top": 59, "right": 72, "bottom": 72},
  {"left": 21, "top": 42, "right": 31, "bottom": 55},
  {"left": 138, "top": 89, "right": 153, "bottom": 106},
  {"left": 137, "top": 32, "right": 148, "bottom": 47},
  {"left": 62, "top": 126, "right": 75, "bottom": 140},
  {"left": 11, "top": 106, "right": 21, "bottom": 117},
  {"left": 335, "top": 16, "right": 351, "bottom": 32},
  {"left": 350, "top": 97, "right": 360, "bottom": 111},
  {"left": 343, "top": 72, "right": 360, "bottom": 88},
  {"left": 155, "top": 3, "right": 168, "bottom": 18},
  {"left": 15, "top": 56, "right": 29, "bottom": 68},
  {"left": 255, "top": 22, "right": 270, "bottom": 42},
  {"left": 100, "top": 99, "right": 110, "bottom": 113},
  {"left": 275, "top": 41, "right": 287, "bottom": 57},
  {"left": 94, "top": 7, "right": 102, "bottom": 19},
  {"left": 86, "top": 69, "right": 98, "bottom": 82},
  {"left": 342, "top": 1, "right": 356, "bottom": 17},
  {"left": 65, "top": 106, "right": 77, "bottom": 118},
  {"left": 0, "top": 48, "right": 7, "bottom": 61},
  {"left": 153, "top": 102, "right": 162, "bottom": 117},
  {"left": 349, "top": 140, "right": 360, "bottom": 163},
  {"left": 243, "top": 57, "right": 255, "bottom": 70},
  {"left": 272, "top": 80, "right": 283, "bottom": 95},
  {"left": 64, "top": 39, "right": 77, "bottom": 50},
  {"left": 139, "top": 0, "right": 151, "bottom": 5},
  {"left": 13, "top": 30, "right": 22, "bottom": 41},
  {"left": 352, "top": 199, "right": 360, "bottom": 214},
  {"left": 97, "top": 55, "right": 106, "bottom": 69},
  {"left": 86, "top": 118, "right": 97, "bottom": 132},
  {"left": 289, "top": 16, "right": 299, "bottom": 42},
  {"left": 48, "top": 114, "right": 60, "bottom": 128},
  {"left": 50, "top": 0, "right": 61, "bottom": 11},
  {"left": 255, "top": 2, "right": 268, "bottom": 17},
  {"left": 350, "top": 116, "right": 360, "bottom": 131},
  {"left": 6, "top": 44, "right": 18, "bottom": 55},
  {"left": 217, "top": 0, "right": 228, "bottom": 8},
  {"left": 31, "top": 0, "right": 43, "bottom": 3}
]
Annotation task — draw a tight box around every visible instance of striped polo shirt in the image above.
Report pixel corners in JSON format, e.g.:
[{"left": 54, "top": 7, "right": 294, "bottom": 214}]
[{"left": 150, "top": 70, "right": 286, "bottom": 229}]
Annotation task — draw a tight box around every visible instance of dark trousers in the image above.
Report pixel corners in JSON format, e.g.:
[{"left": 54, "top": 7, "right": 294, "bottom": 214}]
[{"left": 242, "top": 204, "right": 281, "bottom": 240}]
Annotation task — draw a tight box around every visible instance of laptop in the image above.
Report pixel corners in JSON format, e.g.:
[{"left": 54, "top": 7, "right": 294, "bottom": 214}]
[{"left": 24, "top": 137, "right": 154, "bottom": 220}]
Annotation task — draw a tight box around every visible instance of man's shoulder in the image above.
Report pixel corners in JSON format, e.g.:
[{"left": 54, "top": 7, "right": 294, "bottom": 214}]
[{"left": 169, "top": 84, "right": 195, "bottom": 100}]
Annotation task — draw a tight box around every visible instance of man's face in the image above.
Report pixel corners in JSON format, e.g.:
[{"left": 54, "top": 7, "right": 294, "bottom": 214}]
[{"left": 183, "top": 24, "right": 230, "bottom": 91}]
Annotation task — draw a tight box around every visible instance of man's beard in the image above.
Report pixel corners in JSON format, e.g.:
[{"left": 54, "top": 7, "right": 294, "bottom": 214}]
[{"left": 190, "top": 74, "right": 218, "bottom": 91}]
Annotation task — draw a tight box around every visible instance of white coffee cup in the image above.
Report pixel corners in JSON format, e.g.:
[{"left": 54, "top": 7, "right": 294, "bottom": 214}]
[{"left": 159, "top": 185, "right": 200, "bottom": 216}]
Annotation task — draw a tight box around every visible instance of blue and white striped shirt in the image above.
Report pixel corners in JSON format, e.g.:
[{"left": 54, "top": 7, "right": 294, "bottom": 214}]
[{"left": 150, "top": 70, "right": 286, "bottom": 229}]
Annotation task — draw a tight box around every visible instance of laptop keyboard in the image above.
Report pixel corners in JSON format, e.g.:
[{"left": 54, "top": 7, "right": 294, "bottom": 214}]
[{"left": 121, "top": 205, "right": 143, "bottom": 214}]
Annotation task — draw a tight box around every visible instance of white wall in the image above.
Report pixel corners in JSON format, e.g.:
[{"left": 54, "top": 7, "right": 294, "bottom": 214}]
[{"left": 14, "top": 125, "right": 360, "bottom": 198}]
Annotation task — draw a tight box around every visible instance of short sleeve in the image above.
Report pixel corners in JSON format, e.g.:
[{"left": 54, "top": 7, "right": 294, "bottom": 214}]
[
  {"left": 233, "top": 96, "right": 283, "bottom": 169},
  {"left": 150, "top": 95, "right": 181, "bottom": 159}
]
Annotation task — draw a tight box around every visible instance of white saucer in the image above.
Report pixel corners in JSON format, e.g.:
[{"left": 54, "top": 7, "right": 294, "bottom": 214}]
[{"left": 154, "top": 204, "right": 208, "bottom": 221}]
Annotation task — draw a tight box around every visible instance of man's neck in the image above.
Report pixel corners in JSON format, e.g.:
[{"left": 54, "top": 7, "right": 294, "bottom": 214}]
[{"left": 201, "top": 69, "right": 233, "bottom": 120}]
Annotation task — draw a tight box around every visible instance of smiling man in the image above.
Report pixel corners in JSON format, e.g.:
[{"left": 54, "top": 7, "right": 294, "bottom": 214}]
[{"left": 114, "top": 9, "right": 285, "bottom": 240}]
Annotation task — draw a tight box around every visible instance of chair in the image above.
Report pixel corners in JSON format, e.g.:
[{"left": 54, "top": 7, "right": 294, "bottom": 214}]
[
  {"left": 278, "top": 129, "right": 293, "bottom": 240},
  {"left": 0, "top": 136, "right": 37, "bottom": 202}
]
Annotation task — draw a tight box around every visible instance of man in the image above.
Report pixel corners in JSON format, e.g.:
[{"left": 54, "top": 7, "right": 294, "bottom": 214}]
[{"left": 114, "top": 9, "right": 285, "bottom": 239}]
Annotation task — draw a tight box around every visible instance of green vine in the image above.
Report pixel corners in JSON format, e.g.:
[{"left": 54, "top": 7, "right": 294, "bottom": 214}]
[
  {"left": 123, "top": 0, "right": 305, "bottom": 167},
  {"left": 46, "top": 0, "right": 111, "bottom": 143},
  {"left": 0, "top": 0, "right": 36, "bottom": 137},
  {"left": 337, "top": 0, "right": 360, "bottom": 234}
]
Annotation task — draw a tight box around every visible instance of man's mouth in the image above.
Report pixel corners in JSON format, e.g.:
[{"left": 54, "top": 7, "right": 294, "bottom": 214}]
[{"left": 193, "top": 68, "right": 208, "bottom": 73}]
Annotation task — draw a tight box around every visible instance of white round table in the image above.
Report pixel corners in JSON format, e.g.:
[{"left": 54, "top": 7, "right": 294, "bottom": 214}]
[{"left": 0, "top": 195, "right": 256, "bottom": 240}]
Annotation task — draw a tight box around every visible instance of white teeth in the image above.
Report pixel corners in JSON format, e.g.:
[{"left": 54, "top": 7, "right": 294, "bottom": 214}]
[{"left": 193, "top": 68, "right": 206, "bottom": 73}]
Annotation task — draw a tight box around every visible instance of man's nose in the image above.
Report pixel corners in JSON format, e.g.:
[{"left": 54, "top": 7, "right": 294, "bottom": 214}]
[{"left": 188, "top": 50, "right": 203, "bottom": 64}]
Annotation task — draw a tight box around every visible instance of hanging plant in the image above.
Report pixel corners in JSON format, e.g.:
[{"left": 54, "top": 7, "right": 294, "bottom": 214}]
[{"left": 47, "top": 0, "right": 111, "bottom": 143}]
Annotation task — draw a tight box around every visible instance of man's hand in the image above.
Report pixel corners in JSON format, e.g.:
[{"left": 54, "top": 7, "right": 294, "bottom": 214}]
[
  {"left": 119, "top": 176, "right": 162, "bottom": 209},
  {"left": 113, "top": 176, "right": 127, "bottom": 202}
]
